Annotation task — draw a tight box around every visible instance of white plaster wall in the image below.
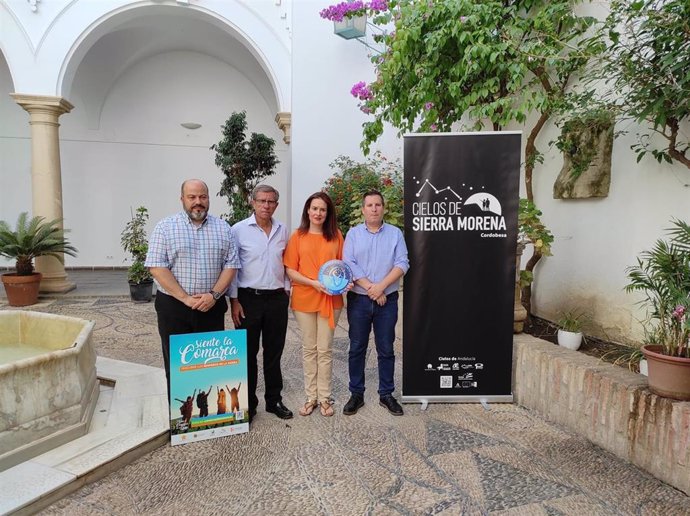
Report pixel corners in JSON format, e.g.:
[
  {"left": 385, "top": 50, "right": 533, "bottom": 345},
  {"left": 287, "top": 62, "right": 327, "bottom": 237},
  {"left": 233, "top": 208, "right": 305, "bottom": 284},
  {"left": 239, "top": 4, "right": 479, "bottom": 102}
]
[
  {"left": 528, "top": 121, "right": 690, "bottom": 343},
  {"left": 291, "top": 0, "right": 690, "bottom": 346},
  {"left": 0, "top": 0, "right": 291, "bottom": 110},
  {"left": 1, "top": 0, "right": 689, "bottom": 346},
  {"left": 290, "top": 0, "right": 401, "bottom": 229},
  {"left": 58, "top": 50, "right": 289, "bottom": 266},
  {"left": 0, "top": 51, "right": 31, "bottom": 267},
  {"left": 0, "top": 0, "right": 291, "bottom": 269}
]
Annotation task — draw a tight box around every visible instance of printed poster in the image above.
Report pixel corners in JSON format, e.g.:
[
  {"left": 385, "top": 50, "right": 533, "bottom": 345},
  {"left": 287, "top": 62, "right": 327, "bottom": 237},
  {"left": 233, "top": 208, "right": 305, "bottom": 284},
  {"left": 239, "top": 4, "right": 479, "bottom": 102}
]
[{"left": 169, "top": 329, "right": 249, "bottom": 445}]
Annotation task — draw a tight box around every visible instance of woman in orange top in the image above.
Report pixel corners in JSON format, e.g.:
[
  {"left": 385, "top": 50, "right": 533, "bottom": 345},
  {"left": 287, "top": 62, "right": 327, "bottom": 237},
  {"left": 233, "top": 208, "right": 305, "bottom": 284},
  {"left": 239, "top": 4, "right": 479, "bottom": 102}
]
[{"left": 284, "top": 192, "right": 346, "bottom": 417}]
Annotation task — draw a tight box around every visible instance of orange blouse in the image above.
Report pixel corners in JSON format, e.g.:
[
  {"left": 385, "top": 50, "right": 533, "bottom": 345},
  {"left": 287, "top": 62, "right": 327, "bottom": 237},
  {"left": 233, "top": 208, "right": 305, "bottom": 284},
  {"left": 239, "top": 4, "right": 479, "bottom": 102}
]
[{"left": 284, "top": 230, "right": 344, "bottom": 328}]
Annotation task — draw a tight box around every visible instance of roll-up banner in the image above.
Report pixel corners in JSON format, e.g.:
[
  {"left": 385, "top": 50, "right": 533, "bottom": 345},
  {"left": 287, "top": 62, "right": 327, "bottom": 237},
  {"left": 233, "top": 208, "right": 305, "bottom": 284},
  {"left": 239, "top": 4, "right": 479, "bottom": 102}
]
[{"left": 402, "top": 132, "right": 521, "bottom": 403}]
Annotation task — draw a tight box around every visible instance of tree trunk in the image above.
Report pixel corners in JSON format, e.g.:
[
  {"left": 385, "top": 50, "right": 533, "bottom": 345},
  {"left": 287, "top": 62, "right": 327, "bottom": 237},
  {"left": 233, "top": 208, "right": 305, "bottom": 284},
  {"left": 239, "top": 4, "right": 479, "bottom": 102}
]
[
  {"left": 524, "top": 111, "right": 550, "bottom": 203},
  {"left": 520, "top": 248, "right": 542, "bottom": 321}
]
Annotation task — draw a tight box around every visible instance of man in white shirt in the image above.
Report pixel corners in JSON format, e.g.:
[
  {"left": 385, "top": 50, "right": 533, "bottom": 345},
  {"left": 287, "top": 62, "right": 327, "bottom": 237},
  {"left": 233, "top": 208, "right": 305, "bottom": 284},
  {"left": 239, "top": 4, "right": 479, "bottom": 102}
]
[{"left": 230, "top": 185, "right": 292, "bottom": 421}]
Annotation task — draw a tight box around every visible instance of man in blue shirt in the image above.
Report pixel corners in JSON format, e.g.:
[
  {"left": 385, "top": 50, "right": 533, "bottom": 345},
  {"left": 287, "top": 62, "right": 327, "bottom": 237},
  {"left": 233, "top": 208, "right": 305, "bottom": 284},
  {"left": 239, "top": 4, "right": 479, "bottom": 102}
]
[
  {"left": 343, "top": 190, "right": 409, "bottom": 416},
  {"left": 229, "top": 185, "right": 292, "bottom": 422},
  {"left": 146, "top": 179, "right": 240, "bottom": 400}
]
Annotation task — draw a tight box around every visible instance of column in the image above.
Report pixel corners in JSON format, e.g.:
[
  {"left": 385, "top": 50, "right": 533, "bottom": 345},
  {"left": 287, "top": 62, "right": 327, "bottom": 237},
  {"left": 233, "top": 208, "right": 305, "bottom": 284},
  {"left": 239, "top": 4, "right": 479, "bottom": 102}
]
[
  {"left": 275, "top": 112, "right": 291, "bottom": 144},
  {"left": 11, "top": 94, "right": 76, "bottom": 293}
]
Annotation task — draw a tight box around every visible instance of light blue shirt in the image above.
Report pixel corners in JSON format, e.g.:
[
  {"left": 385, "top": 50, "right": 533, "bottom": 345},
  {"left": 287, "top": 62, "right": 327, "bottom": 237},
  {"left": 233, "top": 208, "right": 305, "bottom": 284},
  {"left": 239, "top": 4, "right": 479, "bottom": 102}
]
[
  {"left": 229, "top": 214, "right": 290, "bottom": 297},
  {"left": 145, "top": 212, "right": 240, "bottom": 296},
  {"left": 343, "top": 222, "right": 409, "bottom": 296}
]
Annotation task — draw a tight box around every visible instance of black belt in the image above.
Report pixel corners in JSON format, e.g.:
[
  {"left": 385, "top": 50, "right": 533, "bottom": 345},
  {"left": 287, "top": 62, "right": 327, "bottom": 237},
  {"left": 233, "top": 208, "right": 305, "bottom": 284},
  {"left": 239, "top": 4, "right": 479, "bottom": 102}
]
[{"left": 239, "top": 287, "right": 285, "bottom": 296}]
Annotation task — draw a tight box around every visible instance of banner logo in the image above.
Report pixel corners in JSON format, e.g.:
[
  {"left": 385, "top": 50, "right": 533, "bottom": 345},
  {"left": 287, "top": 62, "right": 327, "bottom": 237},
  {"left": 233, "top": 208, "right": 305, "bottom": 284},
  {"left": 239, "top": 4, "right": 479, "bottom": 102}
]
[{"left": 410, "top": 177, "right": 507, "bottom": 237}]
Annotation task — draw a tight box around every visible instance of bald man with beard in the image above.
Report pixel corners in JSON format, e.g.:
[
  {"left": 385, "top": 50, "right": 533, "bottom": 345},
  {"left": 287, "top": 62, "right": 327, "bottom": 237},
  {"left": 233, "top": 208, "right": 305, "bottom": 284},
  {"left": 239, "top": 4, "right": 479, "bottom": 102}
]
[{"left": 146, "top": 179, "right": 240, "bottom": 400}]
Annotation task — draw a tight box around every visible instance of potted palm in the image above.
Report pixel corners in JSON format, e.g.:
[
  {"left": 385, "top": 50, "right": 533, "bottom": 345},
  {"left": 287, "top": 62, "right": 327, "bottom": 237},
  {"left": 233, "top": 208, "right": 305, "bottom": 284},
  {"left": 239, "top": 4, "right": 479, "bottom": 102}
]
[
  {"left": 0, "top": 212, "right": 77, "bottom": 306},
  {"left": 556, "top": 311, "right": 584, "bottom": 350},
  {"left": 625, "top": 219, "right": 690, "bottom": 400},
  {"left": 120, "top": 206, "right": 153, "bottom": 302}
]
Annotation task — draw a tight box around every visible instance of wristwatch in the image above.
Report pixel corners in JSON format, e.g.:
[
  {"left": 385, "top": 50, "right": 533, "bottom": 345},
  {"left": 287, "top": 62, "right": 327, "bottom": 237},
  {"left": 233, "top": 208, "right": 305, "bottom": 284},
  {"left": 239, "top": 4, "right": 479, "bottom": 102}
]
[{"left": 209, "top": 290, "right": 223, "bottom": 301}]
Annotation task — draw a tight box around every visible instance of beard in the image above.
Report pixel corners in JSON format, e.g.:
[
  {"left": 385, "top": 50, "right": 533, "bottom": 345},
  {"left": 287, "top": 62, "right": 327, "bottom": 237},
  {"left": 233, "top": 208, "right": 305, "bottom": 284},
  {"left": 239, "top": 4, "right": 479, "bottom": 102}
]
[{"left": 186, "top": 206, "right": 207, "bottom": 221}]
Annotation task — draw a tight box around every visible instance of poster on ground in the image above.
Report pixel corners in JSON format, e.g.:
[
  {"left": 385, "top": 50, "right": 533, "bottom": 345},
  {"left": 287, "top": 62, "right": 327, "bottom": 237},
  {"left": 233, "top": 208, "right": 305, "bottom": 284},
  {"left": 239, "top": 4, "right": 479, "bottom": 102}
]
[
  {"left": 402, "top": 132, "right": 521, "bottom": 403},
  {"left": 169, "top": 329, "right": 248, "bottom": 445}
]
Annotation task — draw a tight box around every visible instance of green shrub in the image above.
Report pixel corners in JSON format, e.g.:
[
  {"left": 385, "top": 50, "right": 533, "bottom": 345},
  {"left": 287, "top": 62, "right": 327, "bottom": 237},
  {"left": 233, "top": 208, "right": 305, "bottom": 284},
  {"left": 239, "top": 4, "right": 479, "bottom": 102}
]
[{"left": 323, "top": 152, "right": 403, "bottom": 235}]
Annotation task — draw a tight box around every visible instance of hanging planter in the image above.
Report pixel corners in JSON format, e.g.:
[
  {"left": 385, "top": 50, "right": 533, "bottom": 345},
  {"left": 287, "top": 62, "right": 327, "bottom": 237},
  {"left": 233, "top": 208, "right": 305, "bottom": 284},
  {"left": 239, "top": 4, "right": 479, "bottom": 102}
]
[
  {"left": 334, "top": 15, "right": 367, "bottom": 39},
  {"left": 320, "top": 2, "right": 368, "bottom": 39}
]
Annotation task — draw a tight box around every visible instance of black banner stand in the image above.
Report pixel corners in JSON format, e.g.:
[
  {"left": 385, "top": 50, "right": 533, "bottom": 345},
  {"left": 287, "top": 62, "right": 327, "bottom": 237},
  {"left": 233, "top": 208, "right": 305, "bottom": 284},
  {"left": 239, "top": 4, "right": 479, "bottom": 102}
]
[{"left": 402, "top": 132, "right": 521, "bottom": 404}]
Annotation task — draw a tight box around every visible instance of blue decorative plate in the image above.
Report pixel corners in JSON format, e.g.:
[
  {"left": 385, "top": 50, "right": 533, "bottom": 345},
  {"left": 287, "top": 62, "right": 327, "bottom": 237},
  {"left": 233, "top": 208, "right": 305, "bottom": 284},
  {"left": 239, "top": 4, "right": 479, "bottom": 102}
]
[{"left": 318, "top": 260, "right": 353, "bottom": 295}]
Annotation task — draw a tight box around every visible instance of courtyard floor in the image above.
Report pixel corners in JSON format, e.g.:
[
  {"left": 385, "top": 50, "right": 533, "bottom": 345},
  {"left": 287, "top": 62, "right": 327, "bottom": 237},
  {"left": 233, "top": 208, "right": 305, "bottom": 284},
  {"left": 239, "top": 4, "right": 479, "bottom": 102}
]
[{"left": 2, "top": 270, "right": 690, "bottom": 515}]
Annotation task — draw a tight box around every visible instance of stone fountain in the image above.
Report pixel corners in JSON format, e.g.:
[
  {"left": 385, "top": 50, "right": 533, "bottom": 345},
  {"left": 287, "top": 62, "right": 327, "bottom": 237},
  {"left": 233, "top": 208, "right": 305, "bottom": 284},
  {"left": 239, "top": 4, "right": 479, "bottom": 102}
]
[{"left": 0, "top": 311, "right": 98, "bottom": 471}]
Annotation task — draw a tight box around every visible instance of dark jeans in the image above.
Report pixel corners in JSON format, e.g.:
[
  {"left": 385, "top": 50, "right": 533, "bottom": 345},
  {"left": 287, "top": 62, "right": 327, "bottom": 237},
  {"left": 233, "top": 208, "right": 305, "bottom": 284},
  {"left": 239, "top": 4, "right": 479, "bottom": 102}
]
[
  {"left": 346, "top": 291, "right": 399, "bottom": 397},
  {"left": 155, "top": 291, "right": 228, "bottom": 401},
  {"left": 236, "top": 288, "right": 289, "bottom": 411}
]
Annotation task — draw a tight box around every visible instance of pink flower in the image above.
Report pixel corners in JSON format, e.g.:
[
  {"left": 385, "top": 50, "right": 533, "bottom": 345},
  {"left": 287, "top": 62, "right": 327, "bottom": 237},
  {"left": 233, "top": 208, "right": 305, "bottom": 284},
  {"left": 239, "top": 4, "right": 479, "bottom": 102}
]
[
  {"left": 368, "top": 0, "right": 388, "bottom": 12},
  {"left": 319, "top": 1, "right": 365, "bottom": 22},
  {"left": 672, "top": 305, "right": 686, "bottom": 321},
  {"left": 351, "top": 81, "right": 373, "bottom": 101},
  {"left": 424, "top": 102, "right": 434, "bottom": 111},
  {"left": 430, "top": 123, "right": 438, "bottom": 132}
]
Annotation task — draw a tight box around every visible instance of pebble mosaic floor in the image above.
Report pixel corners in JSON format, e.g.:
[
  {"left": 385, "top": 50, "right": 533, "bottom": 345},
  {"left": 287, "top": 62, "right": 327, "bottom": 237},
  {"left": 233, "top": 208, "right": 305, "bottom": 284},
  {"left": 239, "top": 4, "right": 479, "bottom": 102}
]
[{"left": 4, "top": 296, "right": 690, "bottom": 515}]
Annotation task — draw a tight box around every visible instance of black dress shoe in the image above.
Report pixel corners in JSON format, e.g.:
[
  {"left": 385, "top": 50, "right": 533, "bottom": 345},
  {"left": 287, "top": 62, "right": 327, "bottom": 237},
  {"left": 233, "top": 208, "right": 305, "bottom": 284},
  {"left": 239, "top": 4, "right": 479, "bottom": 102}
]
[
  {"left": 343, "top": 394, "right": 364, "bottom": 415},
  {"left": 266, "top": 401, "right": 293, "bottom": 419},
  {"left": 379, "top": 395, "right": 404, "bottom": 416}
]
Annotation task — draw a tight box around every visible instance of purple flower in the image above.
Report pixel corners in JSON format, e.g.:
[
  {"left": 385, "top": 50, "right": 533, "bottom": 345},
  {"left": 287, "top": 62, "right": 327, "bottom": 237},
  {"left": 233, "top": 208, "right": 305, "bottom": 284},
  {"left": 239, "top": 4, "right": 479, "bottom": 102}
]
[
  {"left": 424, "top": 102, "right": 434, "bottom": 111},
  {"left": 319, "top": 1, "right": 366, "bottom": 22},
  {"left": 460, "top": 16, "right": 468, "bottom": 23},
  {"left": 430, "top": 123, "right": 438, "bottom": 132},
  {"left": 360, "top": 106, "right": 372, "bottom": 114},
  {"left": 351, "top": 81, "right": 373, "bottom": 101},
  {"left": 673, "top": 305, "right": 686, "bottom": 321},
  {"left": 367, "top": 0, "right": 388, "bottom": 12}
]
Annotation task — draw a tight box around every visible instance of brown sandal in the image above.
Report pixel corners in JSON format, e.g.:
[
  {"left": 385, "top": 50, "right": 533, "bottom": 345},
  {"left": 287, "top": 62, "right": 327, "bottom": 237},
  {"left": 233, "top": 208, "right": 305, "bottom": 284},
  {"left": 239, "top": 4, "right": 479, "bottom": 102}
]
[
  {"left": 299, "top": 400, "right": 317, "bottom": 416},
  {"left": 320, "top": 400, "right": 334, "bottom": 417}
]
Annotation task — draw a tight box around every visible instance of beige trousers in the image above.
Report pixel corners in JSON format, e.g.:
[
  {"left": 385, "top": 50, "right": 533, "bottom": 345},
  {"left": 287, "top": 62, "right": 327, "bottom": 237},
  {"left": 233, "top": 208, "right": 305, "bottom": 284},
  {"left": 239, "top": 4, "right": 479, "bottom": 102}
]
[{"left": 293, "top": 309, "right": 342, "bottom": 403}]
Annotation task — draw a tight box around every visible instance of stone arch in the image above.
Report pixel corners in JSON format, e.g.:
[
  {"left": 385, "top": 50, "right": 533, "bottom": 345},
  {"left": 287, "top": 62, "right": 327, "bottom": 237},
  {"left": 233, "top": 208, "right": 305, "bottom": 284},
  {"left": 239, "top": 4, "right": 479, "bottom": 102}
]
[{"left": 56, "top": 2, "right": 289, "bottom": 121}]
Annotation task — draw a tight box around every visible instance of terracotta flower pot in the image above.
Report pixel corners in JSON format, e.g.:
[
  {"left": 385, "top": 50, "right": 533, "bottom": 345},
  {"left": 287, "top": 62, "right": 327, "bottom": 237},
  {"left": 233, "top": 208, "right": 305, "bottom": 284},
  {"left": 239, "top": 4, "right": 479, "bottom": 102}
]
[
  {"left": 641, "top": 344, "right": 690, "bottom": 401},
  {"left": 1, "top": 272, "right": 42, "bottom": 306}
]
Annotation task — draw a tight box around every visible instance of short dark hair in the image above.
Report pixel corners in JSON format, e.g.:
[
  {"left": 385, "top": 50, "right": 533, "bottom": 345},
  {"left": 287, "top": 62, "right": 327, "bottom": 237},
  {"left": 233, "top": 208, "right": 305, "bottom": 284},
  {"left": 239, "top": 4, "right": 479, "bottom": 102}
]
[
  {"left": 362, "top": 190, "right": 385, "bottom": 207},
  {"left": 298, "top": 192, "right": 339, "bottom": 241}
]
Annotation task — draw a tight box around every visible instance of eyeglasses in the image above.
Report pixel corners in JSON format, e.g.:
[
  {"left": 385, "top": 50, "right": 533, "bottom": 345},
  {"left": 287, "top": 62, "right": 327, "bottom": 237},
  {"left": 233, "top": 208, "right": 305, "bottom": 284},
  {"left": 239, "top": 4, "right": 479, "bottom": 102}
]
[{"left": 254, "top": 199, "right": 277, "bottom": 206}]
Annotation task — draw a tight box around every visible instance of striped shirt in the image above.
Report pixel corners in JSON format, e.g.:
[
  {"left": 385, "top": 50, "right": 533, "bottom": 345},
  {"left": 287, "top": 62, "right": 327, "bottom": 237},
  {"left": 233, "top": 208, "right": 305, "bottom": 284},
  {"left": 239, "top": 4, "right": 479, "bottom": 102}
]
[{"left": 145, "top": 211, "right": 240, "bottom": 296}]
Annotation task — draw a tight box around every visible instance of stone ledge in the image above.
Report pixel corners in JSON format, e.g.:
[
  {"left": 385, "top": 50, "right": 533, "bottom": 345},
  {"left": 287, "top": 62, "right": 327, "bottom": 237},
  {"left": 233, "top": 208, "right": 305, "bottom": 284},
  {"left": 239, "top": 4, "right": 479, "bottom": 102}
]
[
  {"left": 513, "top": 334, "right": 690, "bottom": 495},
  {"left": 0, "top": 357, "right": 168, "bottom": 515}
]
